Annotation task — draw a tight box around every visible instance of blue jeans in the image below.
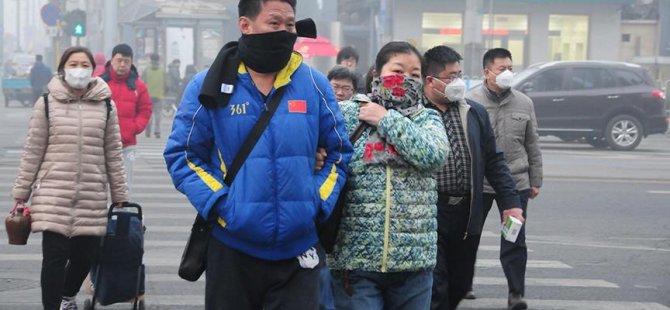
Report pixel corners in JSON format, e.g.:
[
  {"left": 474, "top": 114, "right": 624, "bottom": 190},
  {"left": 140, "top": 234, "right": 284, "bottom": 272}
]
[
  {"left": 320, "top": 266, "right": 335, "bottom": 310},
  {"left": 331, "top": 270, "right": 433, "bottom": 310}
]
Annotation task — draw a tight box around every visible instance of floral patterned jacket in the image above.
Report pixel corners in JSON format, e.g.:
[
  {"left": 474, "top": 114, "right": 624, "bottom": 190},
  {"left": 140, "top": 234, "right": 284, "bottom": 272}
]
[{"left": 328, "top": 99, "right": 449, "bottom": 272}]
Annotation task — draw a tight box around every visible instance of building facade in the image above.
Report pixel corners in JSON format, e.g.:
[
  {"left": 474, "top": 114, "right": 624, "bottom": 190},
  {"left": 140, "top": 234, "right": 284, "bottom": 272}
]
[{"left": 391, "top": 0, "right": 633, "bottom": 77}]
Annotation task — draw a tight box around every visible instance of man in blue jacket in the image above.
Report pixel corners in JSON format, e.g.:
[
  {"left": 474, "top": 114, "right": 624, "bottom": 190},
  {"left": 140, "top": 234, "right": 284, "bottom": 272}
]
[
  {"left": 422, "top": 45, "right": 524, "bottom": 310},
  {"left": 163, "top": 0, "right": 352, "bottom": 309}
]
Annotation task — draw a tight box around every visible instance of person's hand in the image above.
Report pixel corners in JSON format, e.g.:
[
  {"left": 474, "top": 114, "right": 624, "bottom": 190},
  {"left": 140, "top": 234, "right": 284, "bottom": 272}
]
[
  {"left": 315, "top": 148, "right": 327, "bottom": 171},
  {"left": 358, "top": 102, "right": 387, "bottom": 127},
  {"left": 14, "top": 198, "right": 27, "bottom": 205},
  {"left": 529, "top": 187, "right": 540, "bottom": 199},
  {"left": 502, "top": 207, "right": 525, "bottom": 224},
  {"left": 113, "top": 202, "right": 125, "bottom": 208}
]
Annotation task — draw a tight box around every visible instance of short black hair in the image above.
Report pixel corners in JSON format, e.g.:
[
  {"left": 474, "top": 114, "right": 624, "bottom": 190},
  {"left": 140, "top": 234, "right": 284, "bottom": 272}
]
[
  {"left": 111, "top": 43, "right": 133, "bottom": 59},
  {"left": 327, "top": 65, "right": 359, "bottom": 87},
  {"left": 150, "top": 54, "right": 159, "bottom": 62},
  {"left": 422, "top": 45, "right": 463, "bottom": 78},
  {"left": 483, "top": 48, "right": 512, "bottom": 69},
  {"left": 238, "top": 0, "right": 296, "bottom": 19},
  {"left": 374, "top": 41, "right": 422, "bottom": 76},
  {"left": 36, "top": 55, "right": 43, "bottom": 62},
  {"left": 57, "top": 46, "right": 96, "bottom": 75},
  {"left": 337, "top": 46, "right": 359, "bottom": 64}
]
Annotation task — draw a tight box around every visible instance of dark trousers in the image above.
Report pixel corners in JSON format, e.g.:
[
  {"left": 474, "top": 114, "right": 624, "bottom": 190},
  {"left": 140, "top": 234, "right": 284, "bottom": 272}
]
[
  {"left": 482, "top": 189, "right": 530, "bottom": 296},
  {"left": 205, "top": 239, "right": 322, "bottom": 310},
  {"left": 431, "top": 195, "right": 480, "bottom": 310},
  {"left": 41, "top": 231, "right": 100, "bottom": 310}
]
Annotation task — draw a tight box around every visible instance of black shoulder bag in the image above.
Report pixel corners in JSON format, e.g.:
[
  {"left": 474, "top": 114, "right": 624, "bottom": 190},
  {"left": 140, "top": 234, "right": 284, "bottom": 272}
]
[
  {"left": 178, "top": 87, "right": 287, "bottom": 282},
  {"left": 317, "top": 122, "right": 368, "bottom": 254}
]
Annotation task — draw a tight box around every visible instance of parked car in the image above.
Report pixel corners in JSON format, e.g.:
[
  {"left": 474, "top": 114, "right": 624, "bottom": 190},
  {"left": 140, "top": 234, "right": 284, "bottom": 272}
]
[{"left": 513, "top": 61, "right": 668, "bottom": 150}]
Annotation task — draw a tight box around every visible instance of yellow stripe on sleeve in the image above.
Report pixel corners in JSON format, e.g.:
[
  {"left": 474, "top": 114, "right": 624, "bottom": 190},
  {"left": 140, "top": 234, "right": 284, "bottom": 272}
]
[
  {"left": 187, "top": 158, "right": 223, "bottom": 192},
  {"left": 319, "top": 164, "right": 339, "bottom": 201},
  {"left": 217, "top": 216, "right": 227, "bottom": 229}
]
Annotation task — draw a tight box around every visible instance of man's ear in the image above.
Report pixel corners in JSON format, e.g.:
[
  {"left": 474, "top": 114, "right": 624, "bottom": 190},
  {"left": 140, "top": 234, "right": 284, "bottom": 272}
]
[{"left": 239, "top": 16, "right": 252, "bottom": 34}]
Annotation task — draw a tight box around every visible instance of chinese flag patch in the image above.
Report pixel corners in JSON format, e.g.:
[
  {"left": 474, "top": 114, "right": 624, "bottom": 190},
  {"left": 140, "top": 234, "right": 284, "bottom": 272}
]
[{"left": 288, "top": 100, "right": 307, "bottom": 113}]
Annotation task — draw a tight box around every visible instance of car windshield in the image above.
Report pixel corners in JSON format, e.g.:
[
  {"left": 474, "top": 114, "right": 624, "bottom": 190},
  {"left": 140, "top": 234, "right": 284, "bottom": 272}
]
[{"left": 512, "top": 67, "right": 539, "bottom": 87}]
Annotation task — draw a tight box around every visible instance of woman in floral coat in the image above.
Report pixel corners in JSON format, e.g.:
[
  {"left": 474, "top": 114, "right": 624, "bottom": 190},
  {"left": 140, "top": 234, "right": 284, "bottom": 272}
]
[{"left": 328, "top": 41, "right": 449, "bottom": 310}]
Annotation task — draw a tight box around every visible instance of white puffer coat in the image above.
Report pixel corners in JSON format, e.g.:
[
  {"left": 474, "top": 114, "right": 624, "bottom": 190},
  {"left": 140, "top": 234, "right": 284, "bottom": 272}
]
[{"left": 12, "top": 76, "right": 129, "bottom": 237}]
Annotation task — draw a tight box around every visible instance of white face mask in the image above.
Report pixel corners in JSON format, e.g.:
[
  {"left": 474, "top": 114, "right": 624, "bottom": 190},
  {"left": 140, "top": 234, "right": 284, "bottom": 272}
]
[
  {"left": 64, "top": 68, "right": 93, "bottom": 89},
  {"left": 441, "top": 78, "right": 466, "bottom": 102},
  {"left": 495, "top": 69, "right": 514, "bottom": 90}
]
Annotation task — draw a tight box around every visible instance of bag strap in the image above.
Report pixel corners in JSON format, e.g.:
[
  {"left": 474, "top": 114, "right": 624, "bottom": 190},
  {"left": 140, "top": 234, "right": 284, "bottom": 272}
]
[
  {"left": 223, "top": 86, "right": 287, "bottom": 186},
  {"left": 104, "top": 98, "right": 111, "bottom": 121},
  {"left": 349, "top": 122, "right": 369, "bottom": 144},
  {"left": 42, "top": 93, "right": 112, "bottom": 122},
  {"left": 43, "top": 93, "right": 49, "bottom": 120}
]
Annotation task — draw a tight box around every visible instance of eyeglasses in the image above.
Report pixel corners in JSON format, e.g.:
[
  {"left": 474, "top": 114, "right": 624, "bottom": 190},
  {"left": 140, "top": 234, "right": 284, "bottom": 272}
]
[
  {"left": 433, "top": 73, "right": 463, "bottom": 84},
  {"left": 331, "top": 84, "right": 354, "bottom": 93}
]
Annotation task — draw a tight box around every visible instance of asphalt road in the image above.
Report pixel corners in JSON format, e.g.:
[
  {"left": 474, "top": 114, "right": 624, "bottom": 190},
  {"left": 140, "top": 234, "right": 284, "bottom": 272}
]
[{"left": 0, "top": 101, "right": 668, "bottom": 309}]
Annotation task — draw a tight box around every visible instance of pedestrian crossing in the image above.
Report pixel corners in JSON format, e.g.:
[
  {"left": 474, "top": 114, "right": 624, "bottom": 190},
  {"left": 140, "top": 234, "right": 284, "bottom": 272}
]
[
  {"left": 0, "top": 121, "right": 669, "bottom": 309},
  {"left": 458, "top": 229, "right": 670, "bottom": 310}
]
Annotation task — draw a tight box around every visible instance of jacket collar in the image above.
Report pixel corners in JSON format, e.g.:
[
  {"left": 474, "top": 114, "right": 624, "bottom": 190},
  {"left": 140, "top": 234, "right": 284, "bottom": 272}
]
[
  {"left": 238, "top": 51, "right": 303, "bottom": 89},
  {"left": 47, "top": 76, "right": 111, "bottom": 103},
  {"left": 101, "top": 61, "right": 138, "bottom": 90},
  {"left": 482, "top": 81, "right": 512, "bottom": 105}
]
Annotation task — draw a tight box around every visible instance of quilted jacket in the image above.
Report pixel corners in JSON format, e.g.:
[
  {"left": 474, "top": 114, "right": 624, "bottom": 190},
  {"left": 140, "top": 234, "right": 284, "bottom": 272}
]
[
  {"left": 164, "top": 53, "right": 353, "bottom": 260},
  {"left": 12, "top": 76, "right": 129, "bottom": 237},
  {"left": 328, "top": 100, "right": 449, "bottom": 272}
]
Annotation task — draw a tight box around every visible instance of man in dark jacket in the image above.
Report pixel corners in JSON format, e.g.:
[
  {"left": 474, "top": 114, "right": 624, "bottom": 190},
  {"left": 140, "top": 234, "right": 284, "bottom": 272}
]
[
  {"left": 167, "top": 58, "right": 181, "bottom": 96},
  {"left": 423, "top": 45, "right": 523, "bottom": 310},
  {"left": 29, "top": 55, "right": 53, "bottom": 102}
]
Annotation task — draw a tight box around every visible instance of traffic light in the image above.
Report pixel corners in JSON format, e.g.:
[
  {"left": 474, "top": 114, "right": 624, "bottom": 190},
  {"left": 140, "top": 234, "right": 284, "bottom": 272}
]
[{"left": 62, "top": 9, "right": 86, "bottom": 37}]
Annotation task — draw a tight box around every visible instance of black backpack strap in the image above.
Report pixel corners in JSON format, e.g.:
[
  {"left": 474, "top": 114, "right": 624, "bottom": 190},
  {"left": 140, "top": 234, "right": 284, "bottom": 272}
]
[
  {"left": 104, "top": 98, "right": 112, "bottom": 121},
  {"left": 223, "top": 86, "right": 287, "bottom": 186},
  {"left": 42, "top": 93, "right": 49, "bottom": 120}
]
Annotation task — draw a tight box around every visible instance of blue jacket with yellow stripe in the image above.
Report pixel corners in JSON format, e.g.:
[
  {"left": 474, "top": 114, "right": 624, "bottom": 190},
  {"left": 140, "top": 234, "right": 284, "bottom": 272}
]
[{"left": 164, "top": 53, "right": 353, "bottom": 260}]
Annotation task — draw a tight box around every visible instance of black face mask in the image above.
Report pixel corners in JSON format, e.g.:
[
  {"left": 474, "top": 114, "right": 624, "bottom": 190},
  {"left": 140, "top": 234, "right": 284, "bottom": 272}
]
[{"left": 238, "top": 31, "right": 298, "bottom": 73}]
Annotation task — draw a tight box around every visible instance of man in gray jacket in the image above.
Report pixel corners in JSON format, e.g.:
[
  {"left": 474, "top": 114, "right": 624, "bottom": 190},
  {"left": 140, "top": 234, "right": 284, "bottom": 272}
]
[{"left": 466, "top": 48, "right": 543, "bottom": 310}]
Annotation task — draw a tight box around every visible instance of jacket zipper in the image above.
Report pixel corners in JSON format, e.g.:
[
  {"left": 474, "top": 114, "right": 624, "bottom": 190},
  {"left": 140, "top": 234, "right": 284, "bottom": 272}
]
[
  {"left": 72, "top": 103, "right": 84, "bottom": 232},
  {"left": 381, "top": 164, "right": 392, "bottom": 272},
  {"left": 461, "top": 104, "right": 474, "bottom": 241},
  {"left": 264, "top": 90, "right": 279, "bottom": 250}
]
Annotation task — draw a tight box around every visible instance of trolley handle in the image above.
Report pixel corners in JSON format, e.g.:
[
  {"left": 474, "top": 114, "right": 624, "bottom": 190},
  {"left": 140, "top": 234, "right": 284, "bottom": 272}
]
[{"left": 107, "top": 202, "right": 143, "bottom": 220}]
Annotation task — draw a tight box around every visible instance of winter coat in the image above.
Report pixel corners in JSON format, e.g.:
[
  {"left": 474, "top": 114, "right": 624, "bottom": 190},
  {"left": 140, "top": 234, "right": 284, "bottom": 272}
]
[
  {"left": 12, "top": 76, "right": 129, "bottom": 237},
  {"left": 328, "top": 101, "right": 449, "bottom": 273},
  {"left": 164, "top": 53, "right": 353, "bottom": 260},
  {"left": 29, "top": 61, "right": 52, "bottom": 92},
  {"left": 466, "top": 85, "right": 543, "bottom": 193},
  {"left": 427, "top": 99, "right": 520, "bottom": 237},
  {"left": 143, "top": 65, "right": 166, "bottom": 100},
  {"left": 101, "top": 63, "right": 152, "bottom": 147}
]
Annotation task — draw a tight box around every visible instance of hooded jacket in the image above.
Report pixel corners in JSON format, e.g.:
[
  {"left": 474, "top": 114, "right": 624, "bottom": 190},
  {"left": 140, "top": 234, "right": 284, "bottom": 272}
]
[
  {"left": 101, "top": 63, "right": 152, "bottom": 147},
  {"left": 12, "top": 76, "right": 129, "bottom": 237}
]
